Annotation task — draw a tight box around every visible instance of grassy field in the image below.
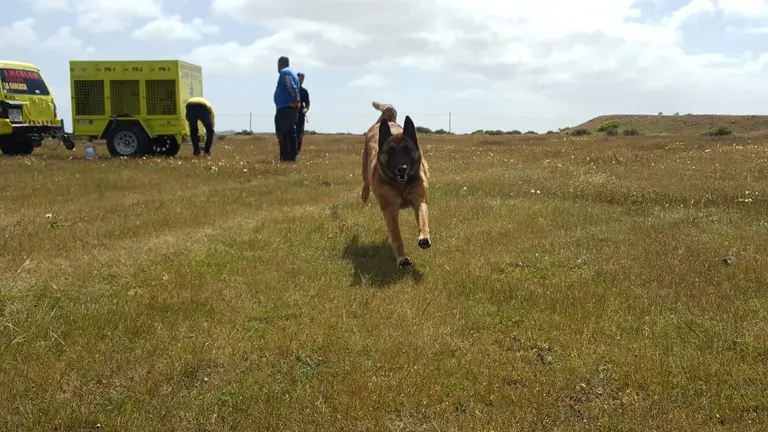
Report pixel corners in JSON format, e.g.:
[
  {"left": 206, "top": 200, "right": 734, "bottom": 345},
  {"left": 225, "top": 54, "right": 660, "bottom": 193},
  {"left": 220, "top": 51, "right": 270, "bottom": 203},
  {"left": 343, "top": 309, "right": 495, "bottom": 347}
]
[
  {"left": 1, "top": 132, "right": 767, "bottom": 431},
  {"left": 568, "top": 114, "right": 768, "bottom": 136}
]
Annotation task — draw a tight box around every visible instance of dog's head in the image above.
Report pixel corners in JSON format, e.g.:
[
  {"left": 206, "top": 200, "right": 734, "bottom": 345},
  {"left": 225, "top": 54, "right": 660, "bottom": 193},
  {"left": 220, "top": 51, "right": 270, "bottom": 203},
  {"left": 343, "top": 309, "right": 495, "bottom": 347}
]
[{"left": 377, "top": 115, "right": 421, "bottom": 185}]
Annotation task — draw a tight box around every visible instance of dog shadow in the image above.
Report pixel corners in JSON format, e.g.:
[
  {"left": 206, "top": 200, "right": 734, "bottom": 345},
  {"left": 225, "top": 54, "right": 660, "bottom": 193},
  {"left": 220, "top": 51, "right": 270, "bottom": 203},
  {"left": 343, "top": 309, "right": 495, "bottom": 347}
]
[{"left": 342, "top": 234, "right": 424, "bottom": 288}]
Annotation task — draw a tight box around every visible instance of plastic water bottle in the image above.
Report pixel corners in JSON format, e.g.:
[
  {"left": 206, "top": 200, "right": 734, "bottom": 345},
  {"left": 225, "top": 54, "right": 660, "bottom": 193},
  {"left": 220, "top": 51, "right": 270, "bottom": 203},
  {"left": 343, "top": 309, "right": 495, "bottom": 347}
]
[{"left": 84, "top": 140, "right": 96, "bottom": 160}]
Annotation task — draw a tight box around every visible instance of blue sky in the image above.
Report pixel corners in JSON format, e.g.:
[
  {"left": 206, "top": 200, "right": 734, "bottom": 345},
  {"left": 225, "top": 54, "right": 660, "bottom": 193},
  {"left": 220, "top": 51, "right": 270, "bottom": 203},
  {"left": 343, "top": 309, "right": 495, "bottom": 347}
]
[{"left": 3, "top": 0, "right": 768, "bottom": 134}]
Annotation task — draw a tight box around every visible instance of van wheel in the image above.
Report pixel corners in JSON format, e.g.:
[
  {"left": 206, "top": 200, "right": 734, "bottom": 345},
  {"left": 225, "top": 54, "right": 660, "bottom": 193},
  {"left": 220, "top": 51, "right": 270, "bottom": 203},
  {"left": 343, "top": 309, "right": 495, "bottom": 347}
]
[
  {"left": 106, "top": 123, "right": 150, "bottom": 157},
  {"left": 149, "top": 136, "right": 181, "bottom": 157},
  {"left": 0, "top": 139, "right": 34, "bottom": 156}
]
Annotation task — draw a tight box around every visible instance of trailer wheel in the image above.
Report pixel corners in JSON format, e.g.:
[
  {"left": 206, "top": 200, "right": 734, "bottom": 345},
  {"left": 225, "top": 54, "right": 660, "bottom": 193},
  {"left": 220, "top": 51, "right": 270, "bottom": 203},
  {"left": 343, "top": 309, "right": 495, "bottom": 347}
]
[
  {"left": 0, "top": 138, "right": 35, "bottom": 156},
  {"left": 149, "top": 136, "right": 181, "bottom": 157},
  {"left": 106, "top": 123, "right": 150, "bottom": 157}
]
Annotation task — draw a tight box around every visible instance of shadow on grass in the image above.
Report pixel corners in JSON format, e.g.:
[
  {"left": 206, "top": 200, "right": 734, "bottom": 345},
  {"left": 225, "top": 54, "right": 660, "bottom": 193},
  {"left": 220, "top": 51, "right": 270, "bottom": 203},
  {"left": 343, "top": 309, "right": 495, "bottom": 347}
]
[{"left": 342, "top": 234, "right": 423, "bottom": 288}]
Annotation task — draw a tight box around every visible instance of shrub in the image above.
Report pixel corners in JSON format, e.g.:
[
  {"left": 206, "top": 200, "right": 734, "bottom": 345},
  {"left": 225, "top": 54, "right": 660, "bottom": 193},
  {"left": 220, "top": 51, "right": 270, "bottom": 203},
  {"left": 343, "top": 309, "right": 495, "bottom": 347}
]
[
  {"left": 570, "top": 128, "right": 591, "bottom": 136},
  {"left": 525, "top": 130, "right": 538, "bottom": 135},
  {"left": 605, "top": 127, "right": 619, "bottom": 136},
  {"left": 706, "top": 126, "right": 732, "bottom": 136},
  {"left": 597, "top": 120, "right": 620, "bottom": 132},
  {"left": 623, "top": 128, "right": 639, "bottom": 136}
]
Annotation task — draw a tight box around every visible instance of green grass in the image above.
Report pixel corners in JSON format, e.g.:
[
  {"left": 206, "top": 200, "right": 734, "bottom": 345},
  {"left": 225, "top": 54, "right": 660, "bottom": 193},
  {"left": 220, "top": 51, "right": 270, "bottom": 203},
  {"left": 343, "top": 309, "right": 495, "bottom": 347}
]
[{"left": 1, "top": 133, "right": 767, "bottom": 430}]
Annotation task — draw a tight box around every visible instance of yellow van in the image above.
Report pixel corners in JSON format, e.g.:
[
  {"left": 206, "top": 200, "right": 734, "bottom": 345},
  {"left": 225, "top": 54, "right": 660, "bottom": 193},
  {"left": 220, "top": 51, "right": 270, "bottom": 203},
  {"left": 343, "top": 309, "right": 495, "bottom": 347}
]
[{"left": 0, "top": 60, "right": 75, "bottom": 155}]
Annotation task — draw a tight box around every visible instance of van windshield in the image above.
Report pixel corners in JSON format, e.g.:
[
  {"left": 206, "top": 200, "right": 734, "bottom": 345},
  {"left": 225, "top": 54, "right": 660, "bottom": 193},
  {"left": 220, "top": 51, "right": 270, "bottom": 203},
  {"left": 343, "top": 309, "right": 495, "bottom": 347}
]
[{"left": 0, "top": 68, "right": 51, "bottom": 96}]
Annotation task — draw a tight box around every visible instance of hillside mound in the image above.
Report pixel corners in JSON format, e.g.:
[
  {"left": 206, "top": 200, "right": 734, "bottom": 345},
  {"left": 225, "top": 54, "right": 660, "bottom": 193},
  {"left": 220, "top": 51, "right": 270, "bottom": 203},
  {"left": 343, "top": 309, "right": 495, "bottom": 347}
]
[{"left": 567, "top": 114, "right": 768, "bottom": 135}]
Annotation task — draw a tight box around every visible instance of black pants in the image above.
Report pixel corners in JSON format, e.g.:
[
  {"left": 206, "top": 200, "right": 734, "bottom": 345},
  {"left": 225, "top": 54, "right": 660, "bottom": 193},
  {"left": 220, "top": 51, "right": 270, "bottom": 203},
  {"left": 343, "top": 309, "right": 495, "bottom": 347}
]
[
  {"left": 296, "top": 113, "right": 306, "bottom": 154},
  {"left": 274, "top": 106, "right": 298, "bottom": 161},
  {"left": 185, "top": 103, "right": 214, "bottom": 154}
]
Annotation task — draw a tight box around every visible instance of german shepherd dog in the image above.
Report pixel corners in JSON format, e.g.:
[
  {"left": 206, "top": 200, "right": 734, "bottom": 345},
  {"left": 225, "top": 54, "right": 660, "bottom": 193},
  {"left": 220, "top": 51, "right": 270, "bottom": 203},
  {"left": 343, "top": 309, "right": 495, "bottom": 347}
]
[{"left": 361, "top": 101, "right": 431, "bottom": 267}]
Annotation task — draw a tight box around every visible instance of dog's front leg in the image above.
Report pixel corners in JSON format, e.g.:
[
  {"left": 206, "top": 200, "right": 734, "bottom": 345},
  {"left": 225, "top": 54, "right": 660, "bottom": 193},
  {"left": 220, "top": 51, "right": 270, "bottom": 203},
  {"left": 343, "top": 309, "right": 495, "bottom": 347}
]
[
  {"left": 383, "top": 206, "right": 410, "bottom": 267},
  {"left": 410, "top": 184, "right": 431, "bottom": 249},
  {"left": 413, "top": 200, "right": 431, "bottom": 249}
]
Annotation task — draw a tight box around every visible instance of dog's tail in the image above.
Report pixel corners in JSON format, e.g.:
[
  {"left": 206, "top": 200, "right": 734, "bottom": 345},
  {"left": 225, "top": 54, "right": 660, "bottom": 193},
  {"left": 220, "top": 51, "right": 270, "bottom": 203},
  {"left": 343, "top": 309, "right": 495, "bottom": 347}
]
[{"left": 372, "top": 100, "right": 397, "bottom": 124}]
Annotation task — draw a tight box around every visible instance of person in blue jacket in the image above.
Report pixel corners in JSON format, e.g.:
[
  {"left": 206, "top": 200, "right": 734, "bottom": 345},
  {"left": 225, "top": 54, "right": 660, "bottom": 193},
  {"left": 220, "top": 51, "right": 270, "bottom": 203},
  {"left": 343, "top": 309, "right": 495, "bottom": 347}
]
[{"left": 273, "top": 56, "right": 301, "bottom": 162}]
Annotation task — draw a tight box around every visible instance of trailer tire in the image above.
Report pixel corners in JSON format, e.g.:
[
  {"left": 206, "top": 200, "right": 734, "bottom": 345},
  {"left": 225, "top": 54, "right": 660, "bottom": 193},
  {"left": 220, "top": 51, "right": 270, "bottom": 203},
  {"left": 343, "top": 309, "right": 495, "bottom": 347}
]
[
  {"left": 106, "top": 123, "right": 150, "bottom": 157},
  {"left": 149, "top": 136, "right": 181, "bottom": 157},
  {"left": 0, "top": 138, "right": 35, "bottom": 156}
]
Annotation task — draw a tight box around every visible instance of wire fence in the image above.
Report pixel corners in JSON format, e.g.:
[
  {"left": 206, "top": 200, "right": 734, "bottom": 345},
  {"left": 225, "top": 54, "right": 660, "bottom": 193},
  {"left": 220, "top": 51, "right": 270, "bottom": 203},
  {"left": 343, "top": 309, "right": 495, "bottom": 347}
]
[
  {"left": 210, "top": 111, "right": 588, "bottom": 134},
  {"left": 50, "top": 108, "right": 589, "bottom": 135}
]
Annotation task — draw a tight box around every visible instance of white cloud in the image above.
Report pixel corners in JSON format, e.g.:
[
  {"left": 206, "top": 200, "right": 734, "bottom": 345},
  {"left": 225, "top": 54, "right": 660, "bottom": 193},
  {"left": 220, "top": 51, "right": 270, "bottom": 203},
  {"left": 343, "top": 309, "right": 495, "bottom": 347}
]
[
  {"left": 715, "top": 0, "right": 768, "bottom": 18},
  {"left": 190, "top": 0, "right": 768, "bottom": 118},
  {"left": 665, "top": 0, "right": 768, "bottom": 27},
  {"left": 740, "top": 25, "right": 768, "bottom": 34},
  {"left": 0, "top": 19, "right": 93, "bottom": 57},
  {"left": 77, "top": 0, "right": 163, "bottom": 32},
  {"left": 0, "top": 18, "right": 38, "bottom": 48},
  {"left": 452, "top": 89, "right": 490, "bottom": 100},
  {"left": 23, "top": 0, "right": 67, "bottom": 12},
  {"left": 24, "top": 0, "right": 163, "bottom": 32},
  {"left": 348, "top": 74, "right": 386, "bottom": 87},
  {"left": 187, "top": 33, "right": 323, "bottom": 74},
  {"left": 663, "top": 0, "right": 716, "bottom": 29},
  {"left": 131, "top": 16, "right": 219, "bottom": 41},
  {"left": 41, "top": 26, "right": 96, "bottom": 57}
]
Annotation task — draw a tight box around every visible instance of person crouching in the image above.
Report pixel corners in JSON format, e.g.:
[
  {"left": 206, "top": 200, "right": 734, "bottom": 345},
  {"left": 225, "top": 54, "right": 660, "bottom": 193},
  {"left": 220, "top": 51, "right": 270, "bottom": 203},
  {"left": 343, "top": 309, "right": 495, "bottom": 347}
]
[{"left": 185, "top": 96, "right": 216, "bottom": 157}]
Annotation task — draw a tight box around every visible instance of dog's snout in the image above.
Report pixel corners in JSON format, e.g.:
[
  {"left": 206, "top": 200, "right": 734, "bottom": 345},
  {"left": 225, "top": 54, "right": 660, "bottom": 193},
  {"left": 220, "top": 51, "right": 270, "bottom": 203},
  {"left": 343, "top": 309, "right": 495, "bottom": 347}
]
[{"left": 396, "top": 165, "right": 408, "bottom": 175}]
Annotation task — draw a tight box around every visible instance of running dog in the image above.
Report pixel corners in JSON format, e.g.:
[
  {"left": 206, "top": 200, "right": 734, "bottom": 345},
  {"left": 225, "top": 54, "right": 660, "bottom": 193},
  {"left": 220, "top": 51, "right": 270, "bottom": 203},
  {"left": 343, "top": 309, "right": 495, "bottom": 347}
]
[{"left": 361, "top": 101, "right": 431, "bottom": 267}]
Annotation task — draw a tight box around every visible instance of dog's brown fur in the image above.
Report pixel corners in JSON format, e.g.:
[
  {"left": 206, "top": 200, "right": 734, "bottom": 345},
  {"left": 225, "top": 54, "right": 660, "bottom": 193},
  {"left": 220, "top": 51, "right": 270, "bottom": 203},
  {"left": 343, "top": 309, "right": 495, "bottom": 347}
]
[{"left": 361, "top": 101, "right": 431, "bottom": 267}]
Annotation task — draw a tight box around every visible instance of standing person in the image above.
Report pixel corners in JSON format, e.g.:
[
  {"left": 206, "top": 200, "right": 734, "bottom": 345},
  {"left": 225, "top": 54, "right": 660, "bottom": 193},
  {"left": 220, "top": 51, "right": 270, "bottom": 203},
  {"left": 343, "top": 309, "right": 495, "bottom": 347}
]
[
  {"left": 273, "top": 56, "right": 301, "bottom": 162},
  {"left": 296, "top": 72, "right": 311, "bottom": 154},
  {"left": 185, "top": 96, "right": 215, "bottom": 157}
]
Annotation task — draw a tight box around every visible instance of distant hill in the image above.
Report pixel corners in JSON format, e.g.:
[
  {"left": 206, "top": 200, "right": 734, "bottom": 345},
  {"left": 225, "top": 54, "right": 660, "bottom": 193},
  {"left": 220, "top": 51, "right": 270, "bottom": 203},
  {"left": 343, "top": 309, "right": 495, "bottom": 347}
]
[{"left": 565, "top": 114, "right": 768, "bottom": 136}]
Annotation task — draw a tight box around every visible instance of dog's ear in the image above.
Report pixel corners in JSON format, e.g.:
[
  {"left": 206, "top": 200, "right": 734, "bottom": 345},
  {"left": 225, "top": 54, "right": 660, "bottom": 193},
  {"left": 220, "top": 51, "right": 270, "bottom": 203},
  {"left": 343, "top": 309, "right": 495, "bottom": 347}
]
[
  {"left": 379, "top": 119, "right": 392, "bottom": 150},
  {"left": 403, "top": 115, "right": 419, "bottom": 148}
]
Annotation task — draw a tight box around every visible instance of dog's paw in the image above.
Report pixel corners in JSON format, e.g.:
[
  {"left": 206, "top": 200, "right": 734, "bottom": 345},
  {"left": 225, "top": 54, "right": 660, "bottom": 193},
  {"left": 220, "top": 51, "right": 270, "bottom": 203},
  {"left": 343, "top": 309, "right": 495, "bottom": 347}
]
[
  {"left": 418, "top": 236, "right": 432, "bottom": 249},
  {"left": 398, "top": 257, "right": 413, "bottom": 268}
]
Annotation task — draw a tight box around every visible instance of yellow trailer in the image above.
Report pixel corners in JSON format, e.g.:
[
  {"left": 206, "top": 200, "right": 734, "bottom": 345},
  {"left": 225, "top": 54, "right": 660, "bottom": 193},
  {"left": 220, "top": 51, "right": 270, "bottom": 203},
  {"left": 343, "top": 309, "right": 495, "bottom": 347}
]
[{"left": 69, "top": 59, "right": 204, "bottom": 157}]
